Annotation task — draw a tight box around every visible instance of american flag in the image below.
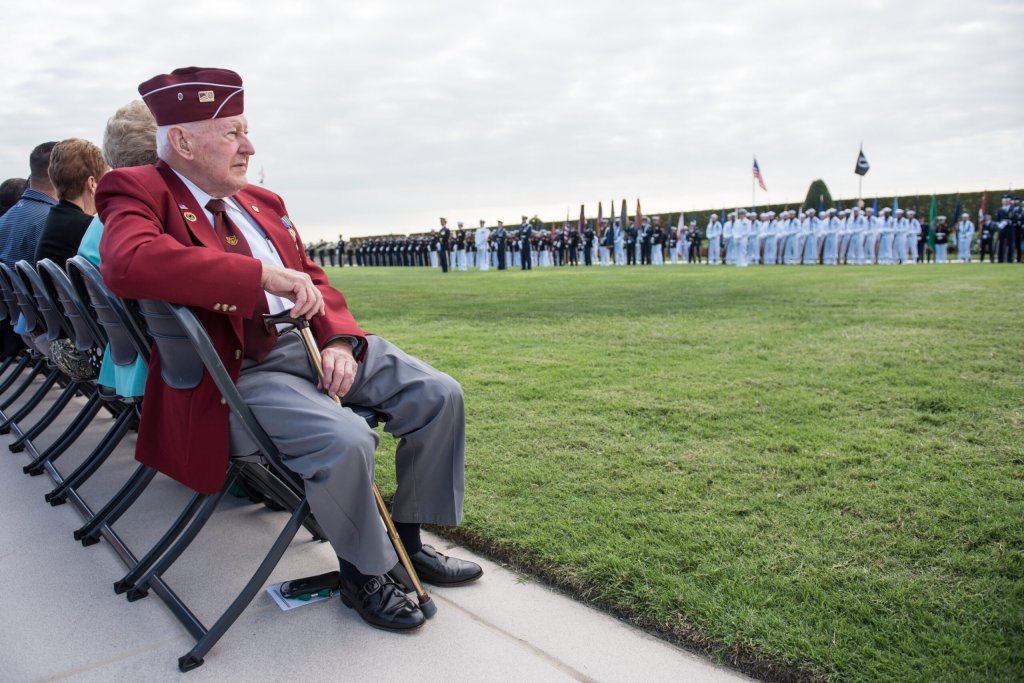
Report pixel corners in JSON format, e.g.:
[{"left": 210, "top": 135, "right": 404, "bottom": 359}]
[{"left": 752, "top": 157, "right": 767, "bottom": 191}]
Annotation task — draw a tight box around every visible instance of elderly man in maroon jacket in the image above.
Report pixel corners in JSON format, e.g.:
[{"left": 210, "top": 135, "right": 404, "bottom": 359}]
[{"left": 96, "top": 67, "right": 480, "bottom": 632}]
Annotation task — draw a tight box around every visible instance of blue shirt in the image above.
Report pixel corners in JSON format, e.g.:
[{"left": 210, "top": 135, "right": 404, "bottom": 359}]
[{"left": 0, "top": 188, "right": 57, "bottom": 268}]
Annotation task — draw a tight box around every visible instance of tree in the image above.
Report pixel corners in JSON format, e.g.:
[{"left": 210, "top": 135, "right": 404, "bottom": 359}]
[{"left": 803, "top": 179, "right": 833, "bottom": 211}]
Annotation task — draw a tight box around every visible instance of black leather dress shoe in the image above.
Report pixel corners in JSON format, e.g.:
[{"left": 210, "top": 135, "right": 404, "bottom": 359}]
[
  {"left": 409, "top": 545, "right": 483, "bottom": 586},
  {"left": 339, "top": 574, "right": 425, "bottom": 632}
]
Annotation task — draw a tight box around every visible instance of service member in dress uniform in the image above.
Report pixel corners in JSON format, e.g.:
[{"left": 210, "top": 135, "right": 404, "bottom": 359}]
[
  {"left": 437, "top": 217, "right": 451, "bottom": 272},
  {"left": 933, "top": 216, "right": 950, "bottom": 263},
  {"left": 518, "top": 215, "right": 533, "bottom": 270},
  {"left": 583, "top": 220, "right": 595, "bottom": 266},
  {"left": 979, "top": 214, "right": 995, "bottom": 262},
  {"left": 494, "top": 220, "right": 508, "bottom": 270},
  {"left": 625, "top": 220, "right": 638, "bottom": 265},
  {"left": 476, "top": 219, "right": 490, "bottom": 271},
  {"left": 955, "top": 213, "right": 974, "bottom": 263}
]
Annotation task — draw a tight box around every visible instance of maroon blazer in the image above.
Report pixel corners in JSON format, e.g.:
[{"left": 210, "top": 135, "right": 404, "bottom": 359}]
[{"left": 96, "top": 161, "right": 366, "bottom": 493}]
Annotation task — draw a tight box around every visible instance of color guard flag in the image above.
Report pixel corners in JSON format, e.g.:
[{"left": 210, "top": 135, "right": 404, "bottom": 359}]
[
  {"left": 636, "top": 199, "right": 643, "bottom": 230},
  {"left": 579, "top": 204, "right": 585, "bottom": 234},
  {"left": 978, "top": 191, "right": 987, "bottom": 226},
  {"left": 855, "top": 146, "right": 870, "bottom": 176},
  {"left": 752, "top": 157, "right": 767, "bottom": 191}
]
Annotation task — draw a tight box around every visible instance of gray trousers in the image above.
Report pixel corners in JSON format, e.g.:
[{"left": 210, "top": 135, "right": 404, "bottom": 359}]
[{"left": 229, "top": 333, "right": 465, "bottom": 575}]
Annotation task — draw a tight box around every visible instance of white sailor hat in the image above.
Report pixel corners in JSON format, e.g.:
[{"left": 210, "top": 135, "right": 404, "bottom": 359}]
[
  {"left": 906, "top": 210, "right": 915, "bottom": 215},
  {"left": 806, "top": 208, "right": 816, "bottom": 215},
  {"left": 895, "top": 208, "right": 905, "bottom": 214},
  {"left": 937, "top": 215, "right": 946, "bottom": 221},
  {"left": 961, "top": 212, "right": 969, "bottom": 218},
  {"left": 882, "top": 207, "right": 892, "bottom": 212}
]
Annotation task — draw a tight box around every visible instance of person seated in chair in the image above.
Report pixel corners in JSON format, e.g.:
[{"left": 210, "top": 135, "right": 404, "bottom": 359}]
[{"left": 96, "top": 67, "right": 480, "bottom": 633}]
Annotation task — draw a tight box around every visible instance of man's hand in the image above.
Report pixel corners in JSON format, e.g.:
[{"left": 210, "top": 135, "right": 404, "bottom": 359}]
[
  {"left": 261, "top": 263, "right": 325, "bottom": 319},
  {"left": 320, "top": 338, "right": 357, "bottom": 400}
]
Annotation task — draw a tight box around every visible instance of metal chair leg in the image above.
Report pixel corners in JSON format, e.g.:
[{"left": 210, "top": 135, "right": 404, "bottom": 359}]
[
  {"left": 44, "top": 407, "right": 135, "bottom": 505},
  {"left": 74, "top": 465, "right": 157, "bottom": 545},
  {"left": 7, "top": 377, "right": 79, "bottom": 450},
  {"left": 177, "top": 500, "right": 310, "bottom": 672},
  {"left": 126, "top": 464, "right": 242, "bottom": 602},
  {"left": 23, "top": 391, "right": 102, "bottom": 475}
]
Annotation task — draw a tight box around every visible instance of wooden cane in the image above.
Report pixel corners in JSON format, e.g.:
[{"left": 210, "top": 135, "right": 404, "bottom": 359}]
[{"left": 264, "top": 313, "right": 437, "bottom": 618}]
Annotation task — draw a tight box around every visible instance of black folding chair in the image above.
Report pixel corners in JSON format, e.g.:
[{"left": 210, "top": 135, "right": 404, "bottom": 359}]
[
  {"left": 7, "top": 259, "right": 139, "bottom": 508},
  {"left": 0, "top": 263, "right": 55, "bottom": 415},
  {"left": 0, "top": 264, "right": 36, "bottom": 386},
  {"left": 38, "top": 257, "right": 155, "bottom": 545},
  {"left": 3, "top": 260, "right": 92, "bottom": 452},
  {"left": 130, "top": 297, "right": 330, "bottom": 672}
]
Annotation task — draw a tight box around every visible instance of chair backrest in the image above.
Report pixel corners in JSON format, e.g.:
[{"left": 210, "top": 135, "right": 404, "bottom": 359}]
[
  {"left": 1, "top": 262, "right": 42, "bottom": 337},
  {"left": 0, "top": 264, "right": 18, "bottom": 323},
  {"left": 37, "top": 259, "right": 105, "bottom": 354},
  {"left": 17, "top": 260, "right": 68, "bottom": 344},
  {"left": 135, "top": 299, "right": 205, "bottom": 391},
  {"left": 136, "top": 300, "right": 280, "bottom": 463},
  {"left": 66, "top": 256, "right": 150, "bottom": 368}
]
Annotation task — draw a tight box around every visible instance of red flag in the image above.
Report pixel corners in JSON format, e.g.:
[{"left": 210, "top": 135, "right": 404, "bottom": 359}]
[
  {"left": 978, "top": 190, "right": 987, "bottom": 226},
  {"left": 579, "top": 204, "right": 585, "bottom": 234},
  {"left": 753, "top": 157, "right": 767, "bottom": 191},
  {"left": 598, "top": 201, "right": 603, "bottom": 227},
  {"left": 636, "top": 199, "right": 643, "bottom": 231}
]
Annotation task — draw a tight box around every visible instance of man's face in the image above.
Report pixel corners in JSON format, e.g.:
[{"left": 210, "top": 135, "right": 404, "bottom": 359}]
[{"left": 187, "top": 115, "right": 254, "bottom": 197}]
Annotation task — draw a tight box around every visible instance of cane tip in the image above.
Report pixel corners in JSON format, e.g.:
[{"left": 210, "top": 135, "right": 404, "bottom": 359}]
[{"left": 419, "top": 596, "right": 437, "bottom": 619}]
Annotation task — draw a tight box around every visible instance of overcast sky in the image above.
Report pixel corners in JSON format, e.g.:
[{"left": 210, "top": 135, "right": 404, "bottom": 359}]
[{"left": 2, "top": 1, "right": 1021, "bottom": 238}]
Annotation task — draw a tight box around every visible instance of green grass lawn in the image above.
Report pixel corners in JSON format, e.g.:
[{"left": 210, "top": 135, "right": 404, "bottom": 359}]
[{"left": 327, "top": 262, "right": 1023, "bottom": 683}]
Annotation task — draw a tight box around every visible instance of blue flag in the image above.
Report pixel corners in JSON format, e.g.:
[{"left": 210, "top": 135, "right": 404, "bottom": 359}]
[
  {"left": 818, "top": 194, "right": 823, "bottom": 213},
  {"left": 873, "top": 197, "right": 878, "bottom": 214}
]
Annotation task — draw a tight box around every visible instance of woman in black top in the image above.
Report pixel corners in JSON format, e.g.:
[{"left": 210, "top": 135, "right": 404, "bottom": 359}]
[{"left": 35, "top": 138, "right": 108, "bottom": 266}]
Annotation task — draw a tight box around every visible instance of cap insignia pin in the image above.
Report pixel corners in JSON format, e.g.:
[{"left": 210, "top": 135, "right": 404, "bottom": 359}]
[{"left": 198, "top": 90, "right": 215, "bottom": 103}]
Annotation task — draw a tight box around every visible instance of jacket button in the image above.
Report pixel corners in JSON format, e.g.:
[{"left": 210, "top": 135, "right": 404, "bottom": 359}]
[
  {"left": 213, "top": 303, "right": 221, "bottom": 311},
  {"left": 228, "top": 305, "right": 238, "bottom": 312},
  {"left": 220, "top": 397, "right": 227, "bottom": 405},
  {"left": 234, "top": 349, "right": 241, "bottom": 359}
]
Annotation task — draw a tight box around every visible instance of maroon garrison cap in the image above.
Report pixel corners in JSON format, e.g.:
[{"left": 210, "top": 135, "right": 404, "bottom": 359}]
[{"left": 138, "top": 67, "right": 244, "bottom": 126}]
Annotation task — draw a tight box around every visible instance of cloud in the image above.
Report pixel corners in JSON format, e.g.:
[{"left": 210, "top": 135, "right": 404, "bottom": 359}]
[{"left": 0, "top": 0, "right": 1021, "bottom": 236}]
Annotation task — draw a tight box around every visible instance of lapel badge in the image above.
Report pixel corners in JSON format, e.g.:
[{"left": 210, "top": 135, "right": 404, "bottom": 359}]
[
  {"left": 183, "top": 211, "right": 197, "bottom": 223},
  {"left": 178, "top": 203, "right": 188, "bottom": 210},
  {"left": 198, "top": 90, "right": 215, "bottom": 103},
  {"left": 281, "top": 215, "right": 293, "bottom": 229},
  {"left": 251, "top": 205, "right": 260, "bottom": 213},
  {"left": 225, "top": 235, "right": 239, "bottom": 246}
]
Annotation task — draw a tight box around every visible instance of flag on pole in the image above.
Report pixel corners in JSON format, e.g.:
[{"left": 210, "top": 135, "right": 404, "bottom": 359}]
[
  {"left": 752, "top": 157, "right": 767, "bottom": 191},
  {"left": 620, "top": 199, "right": 627, "bottom": 233},
  {"left": 578, "top": 204, "right": 585, "bottom": 234},
  {"left": 873, "top": 197, "right": 878, "bottom": 214},
  {"left": 636, "top": 199, "right": 643, "bottom": 230},
  {"left": 978, "top": 190, "right": 987, "bottom": 226},
  {"left": 597, "top": 201, "right": 603, "bottom": 230},
  {"left": 953, "top": 193, "right": 962, "bottom": 230},
  {"left": 893, "top": 196, "right": 899, "bottom": 215},
  {"left": 855, "top": 146, "right": 870, "bottom": 176},
  {"left": 928, "top": 195, "right": 937, "bottom": 250},
  {"left": 818, "top": 194, "right": 824, "bottom": 214}
]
